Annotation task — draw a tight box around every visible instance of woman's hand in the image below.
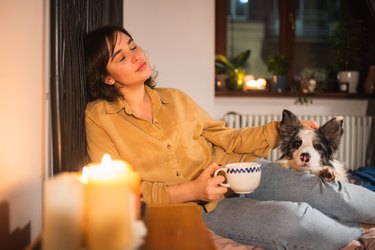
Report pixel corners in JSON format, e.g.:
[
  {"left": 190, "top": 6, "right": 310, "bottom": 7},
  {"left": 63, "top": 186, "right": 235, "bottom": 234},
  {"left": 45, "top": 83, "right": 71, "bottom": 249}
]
[
  {"left": 302, "top": 120, "right": 319, "bottom": 130},
  {"left": 167, "top": 162, "right": 228, "bottom": 203},
  {"left": 192, "top": 162, "right": 228, "bottom": 202}
]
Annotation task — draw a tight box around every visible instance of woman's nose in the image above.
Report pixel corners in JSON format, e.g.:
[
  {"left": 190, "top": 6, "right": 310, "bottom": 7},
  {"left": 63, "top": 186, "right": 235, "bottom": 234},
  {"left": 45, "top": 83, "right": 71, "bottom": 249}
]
[{"left": 131, "top": 51, "right": 141, "bottom": 63}]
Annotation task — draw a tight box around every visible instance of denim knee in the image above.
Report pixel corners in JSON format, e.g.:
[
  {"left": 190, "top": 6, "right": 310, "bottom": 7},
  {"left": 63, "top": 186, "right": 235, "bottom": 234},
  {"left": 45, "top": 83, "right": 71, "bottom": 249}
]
[{"left": 270, "top": 202, "right": 361, "bottom": 250}]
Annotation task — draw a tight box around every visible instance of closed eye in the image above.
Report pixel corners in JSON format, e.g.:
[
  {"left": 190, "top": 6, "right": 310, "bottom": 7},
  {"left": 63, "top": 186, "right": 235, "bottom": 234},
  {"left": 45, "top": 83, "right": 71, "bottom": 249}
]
[
  {"left": 119, "top": 55, "right": 125, "bottom": 62},
  {"left": 129, "top": 40, "right": 137, "bottom": 50}
]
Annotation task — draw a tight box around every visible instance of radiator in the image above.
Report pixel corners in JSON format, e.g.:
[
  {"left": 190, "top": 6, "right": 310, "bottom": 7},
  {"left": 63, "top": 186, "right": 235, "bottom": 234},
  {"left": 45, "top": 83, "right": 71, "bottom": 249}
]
[{"left": 223, "top": 112, "right": 374, "bottom": 170}]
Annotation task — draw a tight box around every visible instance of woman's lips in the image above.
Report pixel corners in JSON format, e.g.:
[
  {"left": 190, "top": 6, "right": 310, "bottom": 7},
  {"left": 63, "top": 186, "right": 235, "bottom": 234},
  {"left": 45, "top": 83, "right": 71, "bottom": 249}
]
[{"left": 137, "top": 62, "right": 146, "bottom": 72}]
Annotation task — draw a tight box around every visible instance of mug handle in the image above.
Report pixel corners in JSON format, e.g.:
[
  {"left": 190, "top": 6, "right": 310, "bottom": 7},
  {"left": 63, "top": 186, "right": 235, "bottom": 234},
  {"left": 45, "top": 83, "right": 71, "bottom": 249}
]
[{"left": 214, "top": 168, "right": 230, "bottom": 188}]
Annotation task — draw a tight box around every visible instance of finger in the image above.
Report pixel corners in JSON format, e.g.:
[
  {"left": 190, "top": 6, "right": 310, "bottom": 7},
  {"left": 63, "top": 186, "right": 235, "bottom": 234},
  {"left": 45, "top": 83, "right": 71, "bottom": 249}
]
[
  {"left": 303, "top": 120, "right": 319, "bottom": 130},
  {"left": 203, "top": 162, "right": 221, "bottom": 176},
  {"left": 311, "top": 121, "right": 319, "bottom": 130},
  {"left": 215, "top": 186, "right": 228, "bottom": 195},
  {"left": 212, "top": 175, "right": 226, "bottom": 185}
]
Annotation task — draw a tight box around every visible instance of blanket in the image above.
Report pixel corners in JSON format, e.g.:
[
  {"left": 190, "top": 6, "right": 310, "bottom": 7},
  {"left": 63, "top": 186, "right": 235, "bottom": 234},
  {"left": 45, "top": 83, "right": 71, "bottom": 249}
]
[{"left": 350, "top": 166, "right": 375, "bottom": 192}]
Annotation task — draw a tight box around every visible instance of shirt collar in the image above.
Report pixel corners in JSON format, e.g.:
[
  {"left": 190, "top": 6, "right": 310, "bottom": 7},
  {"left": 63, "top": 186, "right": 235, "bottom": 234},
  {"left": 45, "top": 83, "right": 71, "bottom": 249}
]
[{"left": 104, "top": 86, "right": 172, "bottom": 115}]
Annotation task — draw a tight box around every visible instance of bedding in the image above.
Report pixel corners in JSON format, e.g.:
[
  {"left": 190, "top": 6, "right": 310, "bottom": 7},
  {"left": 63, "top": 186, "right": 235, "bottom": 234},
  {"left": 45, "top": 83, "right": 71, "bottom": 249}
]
[{"left": 209, "top": 227, "right": 375, "bottom": 250}]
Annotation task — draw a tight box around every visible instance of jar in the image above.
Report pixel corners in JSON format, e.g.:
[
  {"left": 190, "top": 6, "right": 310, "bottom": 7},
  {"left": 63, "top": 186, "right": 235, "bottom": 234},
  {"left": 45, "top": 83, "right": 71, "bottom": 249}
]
[{"left": 364, "top": 65, "right": 375, "bottom": 95}]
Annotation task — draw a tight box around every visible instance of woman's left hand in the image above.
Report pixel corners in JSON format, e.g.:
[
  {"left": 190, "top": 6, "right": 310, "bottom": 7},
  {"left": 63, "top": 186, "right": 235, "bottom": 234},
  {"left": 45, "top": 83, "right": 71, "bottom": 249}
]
[{"left": 302, "top": 120, "right": 319, "bottom": 130}]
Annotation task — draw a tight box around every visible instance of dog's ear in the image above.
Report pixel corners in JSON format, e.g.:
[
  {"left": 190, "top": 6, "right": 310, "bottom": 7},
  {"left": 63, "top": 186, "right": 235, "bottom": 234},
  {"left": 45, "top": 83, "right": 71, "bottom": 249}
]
[
  {"left": 318, "top": 116, "right": 344, "bottom": 152},
  {"left": 279, "top": 109, "right": 303, "bottom": 137}
]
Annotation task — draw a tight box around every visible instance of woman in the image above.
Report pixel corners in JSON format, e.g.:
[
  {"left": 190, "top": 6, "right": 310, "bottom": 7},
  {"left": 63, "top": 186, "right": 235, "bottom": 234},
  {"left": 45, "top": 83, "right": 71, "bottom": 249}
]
[{"left": 84, "top": 25, "right": 375, "bottom": 249}]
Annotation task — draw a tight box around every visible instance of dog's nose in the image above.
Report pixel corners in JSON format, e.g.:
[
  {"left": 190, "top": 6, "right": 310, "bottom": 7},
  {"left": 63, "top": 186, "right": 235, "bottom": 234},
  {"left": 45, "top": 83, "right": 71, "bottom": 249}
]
[{"left": 300, "top": 152, "right": 311, "bottom": 162}]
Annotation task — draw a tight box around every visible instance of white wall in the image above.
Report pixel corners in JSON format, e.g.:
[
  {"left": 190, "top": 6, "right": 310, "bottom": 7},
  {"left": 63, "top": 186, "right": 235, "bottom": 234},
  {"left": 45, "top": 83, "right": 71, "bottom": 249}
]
[
  {"left": 0, "top": 0, "right": 46, "bottom": 243},
  {"left": 124, "top": 0, "right": 215, "bottom": 115}
]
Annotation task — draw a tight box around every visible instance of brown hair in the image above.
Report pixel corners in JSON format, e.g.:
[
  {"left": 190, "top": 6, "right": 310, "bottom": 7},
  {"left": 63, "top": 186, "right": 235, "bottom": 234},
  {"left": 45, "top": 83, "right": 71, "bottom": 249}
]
[{"left": 84, "top": 25, "right": 156, "bottom": 102}]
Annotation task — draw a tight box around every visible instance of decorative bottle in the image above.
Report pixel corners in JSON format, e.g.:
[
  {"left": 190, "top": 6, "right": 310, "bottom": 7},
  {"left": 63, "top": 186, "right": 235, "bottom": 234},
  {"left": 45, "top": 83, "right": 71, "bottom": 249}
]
[{"left": 364, "top": 65, "right": 375, "bottom": 95}]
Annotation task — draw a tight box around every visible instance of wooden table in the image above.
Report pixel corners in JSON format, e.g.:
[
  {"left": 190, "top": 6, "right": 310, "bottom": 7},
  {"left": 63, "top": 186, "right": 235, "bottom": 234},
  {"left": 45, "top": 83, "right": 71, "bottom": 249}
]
[
  {"left": 141, "top": 203, "right": 216, "bottom": 250},
  {"left": 27, "top": 203, "right": 216, "bottom": 250}
]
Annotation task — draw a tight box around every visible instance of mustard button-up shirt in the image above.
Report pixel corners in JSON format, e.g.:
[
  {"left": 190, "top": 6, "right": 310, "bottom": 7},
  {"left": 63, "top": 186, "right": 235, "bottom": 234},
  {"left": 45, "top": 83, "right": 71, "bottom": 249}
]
[{"left": 85, "top": 87, "right": 280, "bottom": 211}]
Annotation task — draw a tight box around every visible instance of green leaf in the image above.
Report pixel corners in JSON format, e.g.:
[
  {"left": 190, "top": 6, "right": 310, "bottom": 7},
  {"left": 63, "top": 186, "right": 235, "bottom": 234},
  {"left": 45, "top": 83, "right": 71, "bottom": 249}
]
[
  {"left": 215, "top": 54, "right": 235, "bottom": 72},
  {"left": 231, "top": 50, "right": 251, "bottom": 68}
]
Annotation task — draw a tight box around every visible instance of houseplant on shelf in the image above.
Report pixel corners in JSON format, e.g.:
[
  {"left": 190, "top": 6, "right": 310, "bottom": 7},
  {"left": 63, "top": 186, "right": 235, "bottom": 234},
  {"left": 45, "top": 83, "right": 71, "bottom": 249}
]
[
  {"left": 215, "top": 50, "right": 251, "bottom": 90},
  {"left": 331, "top": 20, "right": 369, "bottom": 93},
  {"left": 266, "top": 55, "right": 290, "bottom": 92}
]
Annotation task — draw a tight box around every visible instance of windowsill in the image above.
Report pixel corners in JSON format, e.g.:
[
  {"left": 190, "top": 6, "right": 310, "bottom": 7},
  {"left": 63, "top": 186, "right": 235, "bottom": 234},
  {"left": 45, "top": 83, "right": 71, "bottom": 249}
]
[{"left": 215, "top": 89, "right": 375, "bottom": 100}]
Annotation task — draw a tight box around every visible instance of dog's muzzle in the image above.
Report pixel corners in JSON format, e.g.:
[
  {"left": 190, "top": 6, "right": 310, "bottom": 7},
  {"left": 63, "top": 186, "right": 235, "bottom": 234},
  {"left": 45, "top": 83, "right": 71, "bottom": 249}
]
[{"left": 300, "top": 152, "right": 311, "bottom": 163}]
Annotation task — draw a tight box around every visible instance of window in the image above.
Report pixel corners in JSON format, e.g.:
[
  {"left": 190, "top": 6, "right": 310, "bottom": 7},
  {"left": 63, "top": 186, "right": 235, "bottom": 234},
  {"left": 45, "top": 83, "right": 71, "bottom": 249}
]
[{"left": 215, "top": 0, "right": 373, "bottom": 94}]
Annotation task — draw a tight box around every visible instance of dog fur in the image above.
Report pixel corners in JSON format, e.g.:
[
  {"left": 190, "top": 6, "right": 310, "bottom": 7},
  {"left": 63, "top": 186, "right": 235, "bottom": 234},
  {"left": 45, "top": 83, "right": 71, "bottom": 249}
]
[{"left": 278, "top": 109, "right": 348, "bottom": 182}]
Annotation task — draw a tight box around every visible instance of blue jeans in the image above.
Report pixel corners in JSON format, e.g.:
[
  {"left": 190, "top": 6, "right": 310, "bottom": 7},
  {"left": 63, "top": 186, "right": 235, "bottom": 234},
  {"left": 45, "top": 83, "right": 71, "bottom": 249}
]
[{"left": 202, "top": 159, "right": 375, "bottom": 250}]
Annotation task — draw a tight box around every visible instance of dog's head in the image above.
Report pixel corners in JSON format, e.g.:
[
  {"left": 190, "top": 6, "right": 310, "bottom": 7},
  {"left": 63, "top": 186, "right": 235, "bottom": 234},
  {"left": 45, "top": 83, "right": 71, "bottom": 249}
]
[{"left": 279, "top": 109, "right": 343, "bottom": 171}]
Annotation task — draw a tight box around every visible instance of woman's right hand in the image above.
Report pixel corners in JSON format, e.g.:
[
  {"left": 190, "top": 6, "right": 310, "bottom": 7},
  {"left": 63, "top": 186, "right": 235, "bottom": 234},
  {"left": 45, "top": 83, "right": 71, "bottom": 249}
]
[
  {"left": 166, "top": 162, "right": 228, "bottom": 203},
  {"left": 191, "top": 162, "right": 228, "bottom": 202}
]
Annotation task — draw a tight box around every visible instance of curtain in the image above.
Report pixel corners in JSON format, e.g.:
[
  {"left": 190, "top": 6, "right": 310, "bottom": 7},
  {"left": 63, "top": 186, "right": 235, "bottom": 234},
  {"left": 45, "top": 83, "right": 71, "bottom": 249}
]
[{"left": 50, "top": 0, "right": 123, "bottom": 174}]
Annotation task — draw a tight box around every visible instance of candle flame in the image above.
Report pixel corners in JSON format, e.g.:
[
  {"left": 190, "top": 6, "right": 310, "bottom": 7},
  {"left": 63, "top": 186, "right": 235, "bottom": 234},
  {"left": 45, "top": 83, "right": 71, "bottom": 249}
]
[
  {"left": 80, "top": 154, "right": 133, "bottom": 182},
  {"left": 101, "top": 154, "right": 112, "bottom": 167},
  {"left": 80, "top": 166, "right": 89, "bottom": 184}
]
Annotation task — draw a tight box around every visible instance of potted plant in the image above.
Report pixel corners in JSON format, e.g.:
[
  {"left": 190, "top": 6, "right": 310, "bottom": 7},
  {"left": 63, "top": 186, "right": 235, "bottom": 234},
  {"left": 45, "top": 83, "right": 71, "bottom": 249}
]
[
  {"left": 331, "top": 20, "right": 369, "bottom": 93},
  {"left": 215, "top": 50, "right": 251, "bottom": 90},
  {"left": 266, "top": 55, "right": 290, "bottom": 92}
]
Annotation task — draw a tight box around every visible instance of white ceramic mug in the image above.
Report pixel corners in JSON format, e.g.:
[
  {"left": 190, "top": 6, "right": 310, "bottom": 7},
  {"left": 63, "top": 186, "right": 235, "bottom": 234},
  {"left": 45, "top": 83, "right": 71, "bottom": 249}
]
[
  {"left": 214, "top": 162, "right": 262, "bottom": 194},
  {"left": 337, "top": 71, "right": 360, "bottom": 93}
]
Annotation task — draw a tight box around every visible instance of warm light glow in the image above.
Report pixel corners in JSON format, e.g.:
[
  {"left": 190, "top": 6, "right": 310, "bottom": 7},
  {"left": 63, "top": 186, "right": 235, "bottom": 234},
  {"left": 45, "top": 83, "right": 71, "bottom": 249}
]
[
  {"left": 101, "top": 153, "right": 112, "bottom": 167},
  {"left": 80, "top": 166, "right": 89, "bottom": 184},
  {"left": 81, "top": 154, "right": 135, "bottom": 182},
  {"left": 244, "top": 75, "right": 267, "bottom": 90},
  {"left": 79, "top": 154, "right": 140, "bottom": 192}
]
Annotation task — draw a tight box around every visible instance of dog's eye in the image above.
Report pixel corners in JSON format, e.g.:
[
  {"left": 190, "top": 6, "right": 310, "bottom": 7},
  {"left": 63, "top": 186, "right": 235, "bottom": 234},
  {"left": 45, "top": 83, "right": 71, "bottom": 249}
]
[
  {"left": 292, "top": 140, "right": 302, "bottom": 148},
  {"left": 314, "top": 144, "right": 323, "bottom": 150}
]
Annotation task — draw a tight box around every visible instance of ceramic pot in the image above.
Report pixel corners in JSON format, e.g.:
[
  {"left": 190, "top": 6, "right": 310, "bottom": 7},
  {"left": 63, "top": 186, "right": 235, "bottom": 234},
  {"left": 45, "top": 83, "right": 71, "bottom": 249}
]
[
  {"left": 337, "top": 71, "right": 359, "bottom": 93},
  {"left": 271, "top": 75, "right": 288, "bottom": 92}
]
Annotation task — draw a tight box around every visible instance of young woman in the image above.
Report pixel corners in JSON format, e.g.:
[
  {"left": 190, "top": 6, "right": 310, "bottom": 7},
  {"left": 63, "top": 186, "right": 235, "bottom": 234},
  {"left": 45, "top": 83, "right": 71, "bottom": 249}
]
[{"left": 84, "top": 25, "right": 375, "bottom": 249}]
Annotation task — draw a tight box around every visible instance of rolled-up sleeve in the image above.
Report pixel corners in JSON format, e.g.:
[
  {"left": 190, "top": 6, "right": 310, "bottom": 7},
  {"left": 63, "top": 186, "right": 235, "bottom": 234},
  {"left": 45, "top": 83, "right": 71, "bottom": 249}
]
[{"left": 141, "top": 181, "right": 170, "bottom": 204}]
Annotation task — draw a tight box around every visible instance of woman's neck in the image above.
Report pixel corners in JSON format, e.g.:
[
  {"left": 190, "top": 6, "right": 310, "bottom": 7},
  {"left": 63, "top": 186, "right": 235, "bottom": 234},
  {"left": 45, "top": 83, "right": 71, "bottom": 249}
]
[{"left": 121, "top": 84, "right": 153, "bottom": 122}]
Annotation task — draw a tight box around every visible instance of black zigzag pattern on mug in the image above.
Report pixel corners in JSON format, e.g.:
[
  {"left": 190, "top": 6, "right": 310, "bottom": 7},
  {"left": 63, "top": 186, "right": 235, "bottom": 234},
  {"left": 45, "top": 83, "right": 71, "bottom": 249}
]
[{"left": 227, "top": 167, "right": 261, "bottom": 174}]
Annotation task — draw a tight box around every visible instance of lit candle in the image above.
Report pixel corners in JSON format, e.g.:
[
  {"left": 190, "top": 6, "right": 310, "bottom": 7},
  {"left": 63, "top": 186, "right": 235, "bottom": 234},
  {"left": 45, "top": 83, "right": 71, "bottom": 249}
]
[
  {"left": 84, "top": 154, "right": 141, "bottom": 250},
  {"left": 43, "top": 173, "right": 84, "bottom": 250},
  {"left": 244, "top": 75, "right": 267, "bottom": 91}
]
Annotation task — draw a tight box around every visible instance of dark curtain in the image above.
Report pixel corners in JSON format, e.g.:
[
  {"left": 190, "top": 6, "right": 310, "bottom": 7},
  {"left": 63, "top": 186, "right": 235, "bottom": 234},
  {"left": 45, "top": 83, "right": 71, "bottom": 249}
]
[{"left": 50, "top": 0, "right": 123, "bottom": 174}]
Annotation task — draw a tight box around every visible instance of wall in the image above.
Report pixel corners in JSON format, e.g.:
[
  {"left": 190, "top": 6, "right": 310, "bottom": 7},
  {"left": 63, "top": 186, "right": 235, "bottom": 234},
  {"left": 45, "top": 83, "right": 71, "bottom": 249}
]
[
  {"left": 0, "top": 0, "right": 46, "bottom": 246},
  {"left": 123, "top": 0, "right": 215, "bottom": 115}
]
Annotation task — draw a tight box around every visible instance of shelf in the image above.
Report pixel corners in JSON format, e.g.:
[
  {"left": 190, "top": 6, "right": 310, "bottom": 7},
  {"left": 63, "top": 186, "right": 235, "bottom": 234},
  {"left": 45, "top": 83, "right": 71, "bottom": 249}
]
[{"left": 215, "top": 90, "right": 375, "bottom": 99}]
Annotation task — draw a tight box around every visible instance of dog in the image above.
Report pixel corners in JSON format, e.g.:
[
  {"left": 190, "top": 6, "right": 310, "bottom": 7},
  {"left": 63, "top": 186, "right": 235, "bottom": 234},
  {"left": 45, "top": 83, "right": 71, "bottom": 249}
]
[{"left": 277, "top": 109, "right": 348, "bottom": 182}]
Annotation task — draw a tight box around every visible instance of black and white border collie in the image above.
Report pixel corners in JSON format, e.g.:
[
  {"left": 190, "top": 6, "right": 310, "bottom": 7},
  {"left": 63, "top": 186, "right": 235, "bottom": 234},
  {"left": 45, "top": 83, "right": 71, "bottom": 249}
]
[{"left": 278, "top": 109, "right": 348, "bottom": 182}]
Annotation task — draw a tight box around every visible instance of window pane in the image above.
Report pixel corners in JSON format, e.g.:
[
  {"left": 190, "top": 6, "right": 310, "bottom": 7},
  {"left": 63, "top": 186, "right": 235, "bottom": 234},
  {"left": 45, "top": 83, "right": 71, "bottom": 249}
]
[
  {"left": 294, "top": 0, "right": 341, "bottom": 76},
  {"left": 227, "top": 0, "right": 279, "bottom": 78}
]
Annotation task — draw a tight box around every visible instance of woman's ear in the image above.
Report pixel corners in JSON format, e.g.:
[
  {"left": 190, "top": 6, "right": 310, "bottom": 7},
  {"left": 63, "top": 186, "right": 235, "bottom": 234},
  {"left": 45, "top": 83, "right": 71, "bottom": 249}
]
[{"left": 104, "top": 75, "right": 115, "bottom": 85}]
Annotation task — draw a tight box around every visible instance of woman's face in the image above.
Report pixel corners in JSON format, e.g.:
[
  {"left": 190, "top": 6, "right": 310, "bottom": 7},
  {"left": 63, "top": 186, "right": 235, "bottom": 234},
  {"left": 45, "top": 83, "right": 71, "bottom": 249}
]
[{"left": 105, "top": 32, "right": 152, "bottom": 87}]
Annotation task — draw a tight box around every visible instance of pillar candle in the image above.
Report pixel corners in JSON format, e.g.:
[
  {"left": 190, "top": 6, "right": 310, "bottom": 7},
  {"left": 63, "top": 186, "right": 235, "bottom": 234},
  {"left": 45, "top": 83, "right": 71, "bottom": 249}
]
[
  {"left": 42, "top": 173, "right": 84, "bottom": 250},
  {"left": 84, "top": 154, "right": 141, "bottom": 250}
]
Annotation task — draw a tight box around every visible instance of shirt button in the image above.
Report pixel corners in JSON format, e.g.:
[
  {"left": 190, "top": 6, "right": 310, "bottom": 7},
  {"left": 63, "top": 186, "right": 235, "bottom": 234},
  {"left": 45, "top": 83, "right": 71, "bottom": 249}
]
[{"left": 167, "top": 144, "right": 172, "bottom": 150}]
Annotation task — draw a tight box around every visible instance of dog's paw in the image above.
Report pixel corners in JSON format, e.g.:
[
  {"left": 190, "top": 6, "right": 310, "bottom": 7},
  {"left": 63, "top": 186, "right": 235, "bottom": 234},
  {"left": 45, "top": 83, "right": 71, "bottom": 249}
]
[{"left": 318, "top": 167, "right": 336, "bottom": 182}]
